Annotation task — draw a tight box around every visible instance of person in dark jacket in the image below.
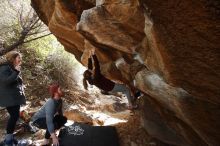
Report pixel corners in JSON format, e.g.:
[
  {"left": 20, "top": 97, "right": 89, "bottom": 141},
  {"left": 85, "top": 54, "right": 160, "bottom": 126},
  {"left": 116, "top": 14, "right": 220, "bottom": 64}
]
[
  {"left": 83, "top": 54, "right": 138, "bottom": 110},
  {"left": 0, "top": 51, "right": 26, "bottom": 146},
  {"left": 31, "top": 84, "right": 67, "bottom": 146}
]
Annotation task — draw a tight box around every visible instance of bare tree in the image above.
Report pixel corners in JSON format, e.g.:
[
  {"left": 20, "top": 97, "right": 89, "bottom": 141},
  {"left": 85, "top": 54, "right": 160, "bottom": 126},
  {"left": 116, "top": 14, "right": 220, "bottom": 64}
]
[{"left": 0, "top": 0, "right": 51, "bottom": 56}]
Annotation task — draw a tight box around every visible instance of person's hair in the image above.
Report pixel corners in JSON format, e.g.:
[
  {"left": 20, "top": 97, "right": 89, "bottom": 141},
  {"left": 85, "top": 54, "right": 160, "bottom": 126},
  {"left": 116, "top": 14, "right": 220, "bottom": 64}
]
[
  {"left": 5, "top": 51, "right": 21, "bottom": 65},
  {"left": 82, "top": 70, "right": 92, "bottom": 90},
  {"left": 49, "top": 83, "right": 60, "bottom": 98}
]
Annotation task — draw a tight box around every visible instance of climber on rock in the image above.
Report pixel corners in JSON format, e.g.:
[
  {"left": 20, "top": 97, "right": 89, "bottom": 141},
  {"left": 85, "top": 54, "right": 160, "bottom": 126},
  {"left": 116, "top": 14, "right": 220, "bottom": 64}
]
[{"left": 82, "top": 53, "right": 138, "bottom": 110}]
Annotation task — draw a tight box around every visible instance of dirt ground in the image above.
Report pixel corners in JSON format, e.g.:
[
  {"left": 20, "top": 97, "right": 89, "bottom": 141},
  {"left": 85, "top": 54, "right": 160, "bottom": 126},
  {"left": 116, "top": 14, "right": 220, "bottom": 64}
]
[
  {"left": 0, "top": 88, "right": 170, "bottom": 146},
  {"left": 0, "top": 48, "right": 169, "bottom": 146}
]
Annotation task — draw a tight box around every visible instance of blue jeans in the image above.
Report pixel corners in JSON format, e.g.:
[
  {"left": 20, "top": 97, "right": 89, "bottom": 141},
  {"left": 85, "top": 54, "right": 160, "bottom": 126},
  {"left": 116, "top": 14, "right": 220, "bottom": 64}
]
[{"left": 111, "top": 84, "right": 134, "bottom": 105}]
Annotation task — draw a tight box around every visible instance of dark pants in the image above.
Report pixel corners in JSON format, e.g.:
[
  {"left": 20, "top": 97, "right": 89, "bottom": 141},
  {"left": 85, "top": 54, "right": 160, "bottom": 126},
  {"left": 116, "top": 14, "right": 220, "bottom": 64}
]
[
  {"left": 6, "top": 105, "right": 20, "bottom": 134},
  {"left": 33, "top": 115, "right": 67, "bottom": 139}
]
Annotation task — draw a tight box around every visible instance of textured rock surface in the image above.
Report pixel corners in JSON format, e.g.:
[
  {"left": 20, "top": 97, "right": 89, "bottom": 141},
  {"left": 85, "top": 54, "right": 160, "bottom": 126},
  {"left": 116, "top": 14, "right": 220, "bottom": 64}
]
[{"left": 31, "top": 0, "right": 220, "bottom": 145}]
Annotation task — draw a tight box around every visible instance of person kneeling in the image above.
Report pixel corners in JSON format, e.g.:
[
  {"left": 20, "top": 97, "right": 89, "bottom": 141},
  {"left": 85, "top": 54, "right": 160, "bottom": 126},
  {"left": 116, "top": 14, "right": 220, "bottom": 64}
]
[{"left": 31, "top": 84, "right": 67, "bottom": 146}]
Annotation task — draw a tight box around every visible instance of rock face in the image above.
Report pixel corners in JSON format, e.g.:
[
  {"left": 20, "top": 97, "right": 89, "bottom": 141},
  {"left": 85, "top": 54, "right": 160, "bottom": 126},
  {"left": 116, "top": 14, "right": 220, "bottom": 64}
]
[{"left": 31, "top": 0, "right": 220, "bottom": 145}]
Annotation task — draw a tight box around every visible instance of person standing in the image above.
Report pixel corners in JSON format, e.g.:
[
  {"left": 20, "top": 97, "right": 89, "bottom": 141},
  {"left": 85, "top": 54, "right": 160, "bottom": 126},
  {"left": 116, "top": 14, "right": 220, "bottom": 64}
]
[
  {"left": 31, "top": 84, "right": 67, "bottom": 146},
  {"left": 0, "top": 51, "right": 26, "bottom": 146}
]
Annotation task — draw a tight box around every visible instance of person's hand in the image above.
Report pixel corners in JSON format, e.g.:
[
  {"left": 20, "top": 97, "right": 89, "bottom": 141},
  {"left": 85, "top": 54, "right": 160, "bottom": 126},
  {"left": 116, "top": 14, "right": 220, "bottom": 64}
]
[
  {"left": 14, "top": 65, "right": 21, "bottom": 72},
  {"left": 51, "top": 133, "right": 59, "bottom": 146},
  {"left": 52, "top": 137, "right": 59, "bottom": 146}
]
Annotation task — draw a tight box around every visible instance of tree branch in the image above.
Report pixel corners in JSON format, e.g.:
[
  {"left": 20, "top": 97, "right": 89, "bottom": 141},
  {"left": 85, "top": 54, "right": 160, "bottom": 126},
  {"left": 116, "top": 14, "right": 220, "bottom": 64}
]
[
  {"left": 27, "top": 29, "right": 49, "bottom": 36},
  {"left": 23, "top": 33, "right": 52, "bottom": 44},
  {"left": 0, "top": 1, "right": 51, "bottom": 56}
]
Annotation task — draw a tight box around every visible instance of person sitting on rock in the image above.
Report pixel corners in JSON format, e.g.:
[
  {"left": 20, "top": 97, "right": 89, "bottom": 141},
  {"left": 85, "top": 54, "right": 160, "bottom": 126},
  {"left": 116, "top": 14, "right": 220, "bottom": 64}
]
[
  {"left": 31, "top": 83, "right": 67, "bottom": 146},
  {"left": 83, "top": 54, "right": 138, "bottom": 110}
]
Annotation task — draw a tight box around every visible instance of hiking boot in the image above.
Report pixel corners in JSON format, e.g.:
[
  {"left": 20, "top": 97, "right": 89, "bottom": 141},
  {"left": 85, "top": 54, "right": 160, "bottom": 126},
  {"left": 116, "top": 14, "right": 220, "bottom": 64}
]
[
  {"left": 2, "top": 138, "right": 20, "bottom": 146},
  {"left": 133, "top": 91, "right": 143, "bottom": 103},
  {"left": 134, "top": 91, "right": 142, "bottom": 98},
  {"left": 2, "top": 139, "right": 14, "bottom": 146}
]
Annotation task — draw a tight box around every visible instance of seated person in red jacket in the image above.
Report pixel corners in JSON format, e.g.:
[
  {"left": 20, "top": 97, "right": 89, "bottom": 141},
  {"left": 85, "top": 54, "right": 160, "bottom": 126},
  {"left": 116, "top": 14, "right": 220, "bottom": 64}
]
[{"left": 83, "top": 54, "right": 137, "bottom": 109}]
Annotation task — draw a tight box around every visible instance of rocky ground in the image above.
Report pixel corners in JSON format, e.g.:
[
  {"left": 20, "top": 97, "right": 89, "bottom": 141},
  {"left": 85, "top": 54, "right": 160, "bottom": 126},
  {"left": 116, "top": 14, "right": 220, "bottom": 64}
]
[
  {"left": 0, "top": 88, "right": 170, "bottom": 146},
  {"left": 0, "top": 48, "right": 169, "bottom": 146}
]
